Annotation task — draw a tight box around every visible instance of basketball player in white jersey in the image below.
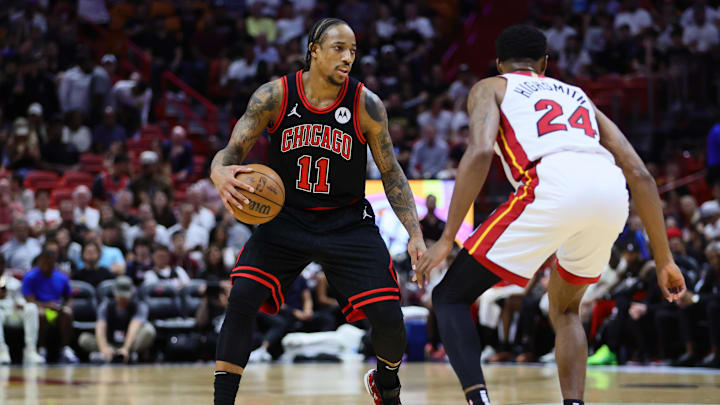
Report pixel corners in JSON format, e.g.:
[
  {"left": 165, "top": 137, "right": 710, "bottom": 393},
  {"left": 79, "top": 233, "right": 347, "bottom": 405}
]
[{"left": 414, "top": 25, "right": 686, "bottom": 405}]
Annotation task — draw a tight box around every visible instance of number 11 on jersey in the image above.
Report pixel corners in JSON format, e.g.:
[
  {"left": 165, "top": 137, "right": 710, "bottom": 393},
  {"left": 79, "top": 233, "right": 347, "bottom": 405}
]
[{"left": 296, "top": 155, "right": 330, "bottom": 194}]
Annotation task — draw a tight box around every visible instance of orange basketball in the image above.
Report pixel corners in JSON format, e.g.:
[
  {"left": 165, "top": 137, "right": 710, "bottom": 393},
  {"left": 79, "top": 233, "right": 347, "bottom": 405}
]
[{"left": 230, "top": 164, "right": 285, "bottom": 225}]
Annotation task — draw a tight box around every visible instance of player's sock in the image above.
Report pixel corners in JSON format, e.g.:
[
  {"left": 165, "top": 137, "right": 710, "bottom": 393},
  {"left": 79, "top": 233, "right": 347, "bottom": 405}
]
[
  {"left": 376, "top": 357, "right": 400, "bottom": 388},
  {"left": 465, "top": 387, "right": 491, "bottom": 404},
  {"left": 563, "top": 400, "right": 584, "bottom": 405},
  {"left": 213, "top": 371, "right": 241, "bottom": 405}
]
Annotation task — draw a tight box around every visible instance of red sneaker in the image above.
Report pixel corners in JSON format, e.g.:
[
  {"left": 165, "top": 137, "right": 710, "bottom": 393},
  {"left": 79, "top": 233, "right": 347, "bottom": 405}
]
[{"left": 363, "top": 369, "right": 401, "bottom": 405}]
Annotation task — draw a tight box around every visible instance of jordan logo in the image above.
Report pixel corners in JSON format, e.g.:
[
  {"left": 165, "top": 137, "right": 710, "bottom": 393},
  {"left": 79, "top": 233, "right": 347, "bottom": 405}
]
[
  {"left": 288, "top": 103, "right": 301, "bottom": 118},
  {"left": 362, "top": 206, "right": 373, "bottom": 220}
]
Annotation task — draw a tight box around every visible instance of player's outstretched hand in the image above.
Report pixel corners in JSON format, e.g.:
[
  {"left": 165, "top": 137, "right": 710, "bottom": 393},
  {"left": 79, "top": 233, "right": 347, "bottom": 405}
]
[
  {"left": 413, "top": 237, "right": 452, "bottom": 288},
  {"left": 656, "top": 261, "right": 686, "bottom": 302},
  {"left": 211, "top": 165, "right": 255, "bottom": 214}
]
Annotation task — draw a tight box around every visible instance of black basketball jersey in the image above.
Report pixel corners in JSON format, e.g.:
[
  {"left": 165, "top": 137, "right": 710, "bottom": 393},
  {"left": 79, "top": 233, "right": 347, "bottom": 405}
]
[{"left": 267, "top": 70, "right": 367, "bottom": 210}]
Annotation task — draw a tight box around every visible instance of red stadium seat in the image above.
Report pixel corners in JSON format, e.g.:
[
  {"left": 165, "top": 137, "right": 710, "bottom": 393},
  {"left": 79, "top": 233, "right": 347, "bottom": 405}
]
[
  {"left": 80, "top": 153, "right": 105, "bottom": 174},
  {"left": 60, "top": 171, "right": 95, "bottom": 189},
  {"left": 24, "top": 170, "right": 59, "bottom": 190},
  {"left": 51, "top": 188, "right": 74, "bottom": 207}
]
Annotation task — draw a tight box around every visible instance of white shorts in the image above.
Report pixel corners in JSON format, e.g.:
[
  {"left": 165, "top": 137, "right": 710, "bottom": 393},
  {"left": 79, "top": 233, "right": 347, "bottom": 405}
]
[{"left": 463, "top": 152, "right": 629, "bottom": 286}]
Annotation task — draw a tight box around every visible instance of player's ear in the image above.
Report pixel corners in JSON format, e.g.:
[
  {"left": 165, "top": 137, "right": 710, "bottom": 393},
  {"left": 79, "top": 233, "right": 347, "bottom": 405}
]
[
  {"left": 495, "top": 58, "right": 503, "bottom": 74},
  {"left": 539, "top": 54, "right": 548, "bottom": 75}
]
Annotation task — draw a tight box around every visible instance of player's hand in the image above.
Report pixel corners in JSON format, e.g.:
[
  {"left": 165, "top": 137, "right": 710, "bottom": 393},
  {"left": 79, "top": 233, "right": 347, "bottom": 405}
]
[
  {"left": 413, "top": 237, "right": 453, "bottom": 288},
  {"left": 210, "top": 165, "right": 255, "bottom": 214},
  {"left": 656, "top": 261, "right": 686, "bottom": 302},
  {"left": 407, "top": 234, "right": 426, "bottom": 273}
]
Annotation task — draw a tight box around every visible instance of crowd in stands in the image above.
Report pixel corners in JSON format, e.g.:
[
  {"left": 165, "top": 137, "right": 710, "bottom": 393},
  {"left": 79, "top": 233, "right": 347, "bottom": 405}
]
[{"left": 0, "top": 0, "right": 718, "bottom": 368}]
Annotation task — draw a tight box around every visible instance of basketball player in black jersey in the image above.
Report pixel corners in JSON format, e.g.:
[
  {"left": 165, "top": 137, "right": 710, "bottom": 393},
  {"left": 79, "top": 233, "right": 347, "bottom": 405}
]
[{"left": 210, "top": 18, "right": 425, "bottom": 405}]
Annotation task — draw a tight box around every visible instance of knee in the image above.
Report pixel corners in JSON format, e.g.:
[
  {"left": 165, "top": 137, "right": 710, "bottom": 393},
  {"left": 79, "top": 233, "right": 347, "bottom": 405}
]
[
  {"left": 227, "top": 279, "right": 267, "bottom": 316},
  {"left": 364, "top": 302, "right": 404, "bottom": 334},
  {"left": 23, "top": 303, "right": 38, "bottom": 317}
]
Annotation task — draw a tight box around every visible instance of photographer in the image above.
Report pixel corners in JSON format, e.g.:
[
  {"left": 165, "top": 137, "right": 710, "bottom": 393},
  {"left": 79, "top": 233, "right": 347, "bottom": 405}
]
[
  {"left": 79, "top": 276, "right": 156, "bottom": 363},
  {"left": 195, "top": 281, "right": 228, "bottom": 359}
]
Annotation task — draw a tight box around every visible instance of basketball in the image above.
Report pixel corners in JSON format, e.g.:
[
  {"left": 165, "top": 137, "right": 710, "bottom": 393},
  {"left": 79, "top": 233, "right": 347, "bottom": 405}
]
[{"left": 230, "top": 164, "right": 285, "bottom": 225}]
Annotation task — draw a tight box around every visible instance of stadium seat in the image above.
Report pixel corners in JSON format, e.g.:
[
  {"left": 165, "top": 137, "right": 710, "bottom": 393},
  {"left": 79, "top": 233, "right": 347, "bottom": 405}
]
[
  {"left": 70, "top": 280, "right": 98, "bottom": 331},
  {"left": 60, "top": 171, "right": 95, "bottom": 189},
  {"left": 96, "top": 279, "right": 117, "bottom": 302},
  {"left": 140, "top": 281, "right": 194, "bottom": 329},
  {"left": 24, "top": 170, "right": 59, "bottom": 190},
  {"left": 80, "top": 154, "right": 105, "bottom": 174},
  {"left": 50, "top": 188, "right": 74, "bottom": 207},
  {"left": 180, "top": 279, "right": 206, "bottom": 317}
]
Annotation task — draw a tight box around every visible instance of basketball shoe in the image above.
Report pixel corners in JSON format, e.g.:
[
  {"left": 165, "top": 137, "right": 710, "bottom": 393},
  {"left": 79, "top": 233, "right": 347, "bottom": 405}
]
[{"left": 364, "top": 369, "right": 401, "bottom": 405}]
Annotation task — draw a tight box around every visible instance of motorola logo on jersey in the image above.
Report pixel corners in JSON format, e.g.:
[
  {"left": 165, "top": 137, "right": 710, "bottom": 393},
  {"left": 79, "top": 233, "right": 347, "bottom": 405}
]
[
  {"left": 335, "top": 107, "right": 351, "bottom": 124},
  {"left": 280, "top": 124, "right": 353, "bottom": 161}
]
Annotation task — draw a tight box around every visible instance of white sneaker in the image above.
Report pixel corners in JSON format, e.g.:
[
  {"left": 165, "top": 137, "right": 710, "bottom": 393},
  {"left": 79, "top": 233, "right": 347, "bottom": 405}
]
[
  {"left": 248, "top": 347, "right": 272, "bottom": 363},
  {"left": 0, "top": 345, "right": 10, "bottom": 365},
  {"left": 23, "top": 348, "right": 45, "bottom": 365},
  {"left": 61, "top": 346, "right": 79, "bottom": 364},
  {"left": 480, "top": 345, "right": 496, "bottom": 363},
  {"left": 89, "top": 351, "right": 107, "bottom": 363},
  {"left": 540, "top": 349, "right": 555, "bottom": 363}
]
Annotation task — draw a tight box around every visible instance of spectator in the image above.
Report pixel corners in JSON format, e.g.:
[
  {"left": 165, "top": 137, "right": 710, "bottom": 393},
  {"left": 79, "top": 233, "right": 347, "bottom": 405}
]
[
  {"left": 558, "top": 34, "right": 592, "bottom": 79},
  {"left": 544, "top": 15, "right": 577, "bottom": 54},
  {"left": 613, "top": 0, "right": 653, "bottom": 36},
  {"left": 408, "top": 126, "right": 448, "bottom": 179},
  {"left": 143, "top": 245, "right": 190, "bottom": 288},
  {"left": 195, "top": 280, "right": 228, "bottom": 359},
  {"left": 683, "top": 6, "right": 719, "bottom": 54},
  {"left": 109, "top": 75, "right": 152, "bottom": 136},
  {"left": 162, "top": 126, "right": 194, "bottom": 181},
  {"left": 0, "top": 178, "right": 24, "bottom": 244},
  {"left": 170, "top": 230, "right": 200, "bottom": 278},
  {"left": 62, "top": 110, "right": 92, "bottom": 154},
  {"left": 128, "top": 151, "right": 172, "bottom": 206},
  {"left": 113, "top": 190, "right": 138, "bottom": 226},
  {"left": 245, "top": 3, "right": 277, "bottom": 42},
  {"left": 74, "top": 229, "right": 126, "bottom": 276},
  {"left": 152, "top": 190, "right": 176, "bottom": 228},
  {"left": 40, "top": 114, "right": 79, "bottom": 172},
  {"left": 126, "top": 238, "right": 154, "bottom": 286},
  {"left": 0, "top": 255, "right": 44, "bottom": 364},
  {"left": 1, "top": 218, "right": 41, "bottom": 271},
  {"left": 275, "top": 3, "right": 304, "bottom": 45},
  {"left": 9, "top": 172, "right": 33, "bottom": 213},
  {"left": 21, "top": 250, "right": 78, "bottom": 363},
  {"left": 420, "top": 194, "right": 445, "bottom": 242},
  {"left": 680, "top": 0, "right": 719, "bottom": 28},
  {"left": 78, "top": 276, "right": 156, "bottom": 363},
  {"left": 27, "top": 189, "right": 61, "bottom": 235},
  {"left": 53, "top": 228, "right": 80, "bottom": 275},
  {"left": 92, "top": 106, "right": 127, "bottom": 153},
  {"left": 72, "top": 242, "right": 115, "bottom": 287},
  {"left": 201, "top": 244, "right": 228, "bottom": 282},
  {"left": 448, "top": 64, "right": 475, "bottom": 106},
  {"left": 168, "top": 203, "right": 210, "bottom": 251},
  {"left": 694, "top": 241, "right": 720, "bottom": 368},
  {"left": 92, "top": 154, "right": 130, "bottom": 201},
  {"left": 253, "top": 34, "right": 281, "bottom": 67},
  {"left": 57, "top": 48, "right": 96, "bottom": 117},
  {"left": 375, "top": 4, "right": 396, "bottom": 39},
  {"left": 27, "top": 103, "right": 47, "bottom": 143},
  {"left": 187, "top": 187, "right": 216, "bottom": 231},
  {"left": 73, "top": 185, "right": 100, "bottom": 230},
  {"left": 223, "top": 45, "right": 258, "bottom": 85},
  {"left": 3, "top": 118, "right": 41, "bottom": 171},
  {"left": 417, "top": 98, "right": 453, "bottom": 140},
  {"left": 404, "top": 2, "right": 434, "bottom": 39}
]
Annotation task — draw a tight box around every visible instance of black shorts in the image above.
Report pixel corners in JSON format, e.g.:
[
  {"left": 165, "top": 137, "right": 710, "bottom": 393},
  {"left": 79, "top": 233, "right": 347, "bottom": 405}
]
[{"left": 230, "top": 199, "right": 400, "bottom": 322}]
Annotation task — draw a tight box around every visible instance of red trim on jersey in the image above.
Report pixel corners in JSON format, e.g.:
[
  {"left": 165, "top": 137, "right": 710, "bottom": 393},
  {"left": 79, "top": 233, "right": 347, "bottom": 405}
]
[
  {"left": 511, "top": 71, "right": 546, "bottom": 78},
  {"left": 232, "top": 266, "right": 285, "bottom": 304},
  {"left": 348, "top": 287, "right": 400, "bottom": 303},
  {"left": 234, "top": 244, "right": 245, "bottom": 267},
  {"left": 555, "top": 258, "right": 601, "bottom": 285},
  {"left": 463, "top": 166, "right": 539, "bottom": 287},
  {"left": 353, "top": 82, "right": 366, "bottom": 144},
  {"left": 388, "top": 259, "right": 399, "bottom": 287},
  {"left": 498, "top": 110, "right": 532, "bottom": 182},
  {"left": 296, "top": 70, "right": 349, "bottom": 114},
  {"left": 229, "top": 273, "right": 281, "bottom": 315},
  {"left": 302, "top": 197, "right": 362, "bottom": 211},
  {"left": 268, "top": 76, "right": 288, "bottom": 134}
]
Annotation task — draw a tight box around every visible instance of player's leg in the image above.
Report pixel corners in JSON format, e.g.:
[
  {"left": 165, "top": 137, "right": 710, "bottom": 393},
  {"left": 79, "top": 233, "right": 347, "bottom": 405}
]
[
  {"left": 546, "top": 264, "right": 589, "bottom": 403},
  {"left": 432, "top": 250, "right": 501, "bottom": 404},
  {"left": 362, "top": 301, "right": 406, "bottom": 394},
  {"left": 214, "top": 222, "right": 311, "bottom": 405}
]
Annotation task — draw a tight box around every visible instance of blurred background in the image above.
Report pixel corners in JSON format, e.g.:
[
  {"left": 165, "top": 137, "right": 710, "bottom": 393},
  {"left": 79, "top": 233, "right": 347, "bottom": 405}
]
[{"left": 0, "top": 0, "right": 718, "bottom": 369}]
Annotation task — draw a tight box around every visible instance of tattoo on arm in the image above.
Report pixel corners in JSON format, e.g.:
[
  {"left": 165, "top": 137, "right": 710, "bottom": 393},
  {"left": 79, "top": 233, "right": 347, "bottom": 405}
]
[
  {"left": 364, "top": 90, "right": 422, "bottom": 238},
  {"left": 211, "top": 81, "right": 279, "bottom": 170}
]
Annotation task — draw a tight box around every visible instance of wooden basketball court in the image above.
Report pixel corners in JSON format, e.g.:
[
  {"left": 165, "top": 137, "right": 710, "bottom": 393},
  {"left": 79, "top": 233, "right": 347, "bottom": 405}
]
[{"left": 1, "top": 362, "right": 718, "bottom": 404}]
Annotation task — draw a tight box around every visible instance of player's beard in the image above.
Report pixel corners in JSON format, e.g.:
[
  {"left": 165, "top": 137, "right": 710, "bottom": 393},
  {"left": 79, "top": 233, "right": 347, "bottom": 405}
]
[{"left": 327, "top": 71, "right": 345, "bottom": 86}]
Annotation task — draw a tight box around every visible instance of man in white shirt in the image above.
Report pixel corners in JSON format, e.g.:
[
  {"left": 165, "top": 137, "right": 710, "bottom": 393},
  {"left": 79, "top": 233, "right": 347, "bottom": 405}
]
[
  {"left": 0, "top": 219, "right": 42, "bottom": 271},
  {"left": 110, "top": 74, "right": 152, "bottom": 135},
  {"left": 404, "top": 3, "right": 434, "bottom": 39},
  {"left": 27, "top": 189, "right": 61, "bottom": 235},
  {"left": 0, "top": 257, "right": 44, "bottom": 364},
  {"left": 544, "top": 15, "right": 577, "bottom": 54},
  {"left": 168, "top": 203, "right": 209, "bottom": 251},
  {"left": 681, "top": 0, "right": 719, "bottom": 28},
  {"left": 73, "top": 185, "right": 100, "bottom": 230},
  {"left": 683, "top": 6, "right": 720, "bottom": 53},
  {"left": 223, "top": 47, "right": 258, "bottom": 84},
  {"left": 613, "top": 0, "right": 652, "bottom": 36},
  {"left": 143, "top": 246, "right": 190, "bottom": 289},
  {"left": 417, "top": 98, "right": 454, "bottom": 141},
  {"left": 187, "top": 187, "right": 216, "bottom": 231}
]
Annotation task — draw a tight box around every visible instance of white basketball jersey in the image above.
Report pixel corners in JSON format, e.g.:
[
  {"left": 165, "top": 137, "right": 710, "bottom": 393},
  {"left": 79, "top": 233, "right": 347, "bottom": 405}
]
[{"left": 495, "top": 72, "right": 614, "bottom": 188}]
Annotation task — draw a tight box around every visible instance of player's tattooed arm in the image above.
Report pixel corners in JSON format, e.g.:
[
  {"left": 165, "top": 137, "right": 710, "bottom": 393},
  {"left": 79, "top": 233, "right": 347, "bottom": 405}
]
[
  {"left": 361, "top": 88, "right": 423, "bottom": 241},
  {"left": 210, "top": 80, "right": 281, "bottom": 212}
]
